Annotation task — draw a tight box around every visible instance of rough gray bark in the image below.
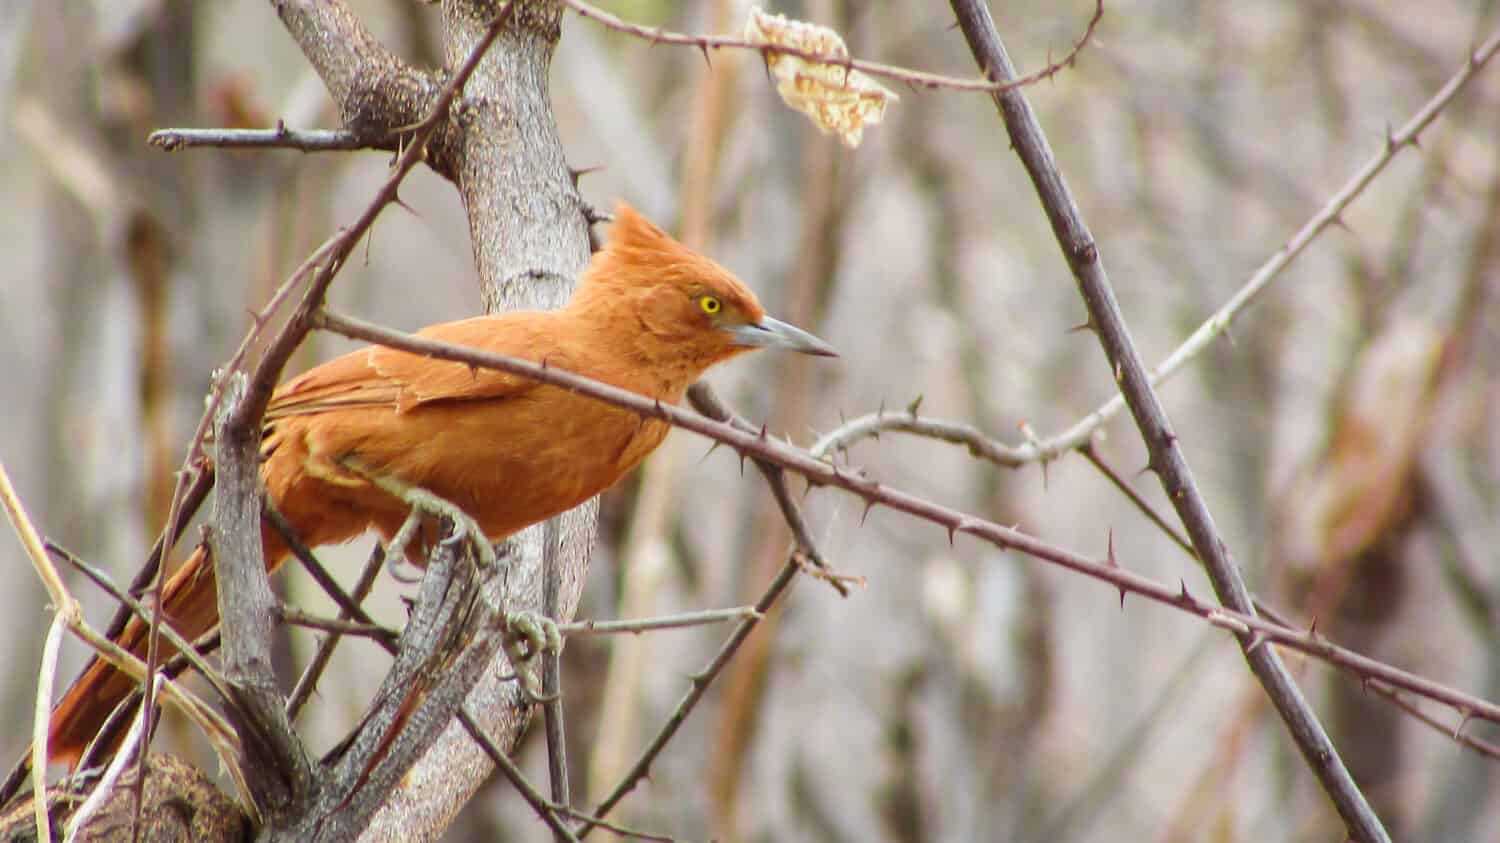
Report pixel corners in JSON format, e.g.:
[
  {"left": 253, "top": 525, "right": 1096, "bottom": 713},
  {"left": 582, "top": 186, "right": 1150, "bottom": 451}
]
[
  {"left": 356, "top": 2, "right": 596, "bottom": 839},
  {"left": 262, "top": 1, "right": 597, "bottom": 839}
]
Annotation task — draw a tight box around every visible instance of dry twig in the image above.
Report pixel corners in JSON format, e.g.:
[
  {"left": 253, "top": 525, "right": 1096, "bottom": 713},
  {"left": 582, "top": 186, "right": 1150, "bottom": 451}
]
[
  {"left": 563, "top": 0, "right": 1103, "bottom": 95},
  {"left": 311, "top": 309, "right": 1500, "bottom": 730}
]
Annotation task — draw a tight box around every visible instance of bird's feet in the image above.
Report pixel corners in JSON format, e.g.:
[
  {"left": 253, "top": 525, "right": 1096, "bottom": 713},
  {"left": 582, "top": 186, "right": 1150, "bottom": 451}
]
[
  {"left": 358, "top": 476, "right": 497, "bottom": 573},
  {"left": 399, "top": 486, "right": 500, "bottom": 569},
  {"left": 500, "top": 610, "right": 562, "bottom": 704},
  {"left": 337, "top": 456, "right": 500, "bottom": 570}
]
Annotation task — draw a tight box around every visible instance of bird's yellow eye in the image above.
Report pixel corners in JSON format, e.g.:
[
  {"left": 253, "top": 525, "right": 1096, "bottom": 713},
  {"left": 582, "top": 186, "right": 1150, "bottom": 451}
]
[{"left": 699, "top": 295, "right": 722, "bottom": 315}]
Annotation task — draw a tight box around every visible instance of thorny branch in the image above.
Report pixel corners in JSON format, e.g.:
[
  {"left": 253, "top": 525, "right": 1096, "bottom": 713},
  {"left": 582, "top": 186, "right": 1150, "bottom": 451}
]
[
  {"left": 944, "top": 24, "right": 1500, "bottom": 467},
  {"left": 944, "top": 3, "right": 1494, "bottom": 841},
  {"left": 311, "top": 309, "right": 1500, "bottom": 730},
  {"left": 563, "top": 0, "right": 1103, "bottom": 95},
  {"left": 457, "top": 709, "right": 579, "bottom": 843},
  {"left": 578, "top": 556, "right": 802, "bottom": 837}
]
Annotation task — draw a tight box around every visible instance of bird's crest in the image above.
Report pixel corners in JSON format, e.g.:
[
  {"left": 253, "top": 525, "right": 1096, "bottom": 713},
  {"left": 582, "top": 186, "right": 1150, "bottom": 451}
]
[{"left": 577, "top": 202, "right": 764, "bottom": 323}]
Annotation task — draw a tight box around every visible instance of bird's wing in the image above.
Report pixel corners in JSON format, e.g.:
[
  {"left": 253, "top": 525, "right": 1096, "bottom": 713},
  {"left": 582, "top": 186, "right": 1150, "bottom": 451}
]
[
  {"left": 370, "top": 314, "right": 570, "bottom": 413},
  {"left": 265, "top": 313, "right": 566, "bottom": 420}
]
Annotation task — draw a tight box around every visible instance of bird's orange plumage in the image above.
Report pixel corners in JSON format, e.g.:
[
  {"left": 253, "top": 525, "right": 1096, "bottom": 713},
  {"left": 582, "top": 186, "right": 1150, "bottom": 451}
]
[{"left": 44, "top": 203, "right": 834, "bottom": 766}]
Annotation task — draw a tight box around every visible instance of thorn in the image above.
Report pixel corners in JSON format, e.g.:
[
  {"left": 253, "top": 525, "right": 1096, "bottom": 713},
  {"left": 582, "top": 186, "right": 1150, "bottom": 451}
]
[
  {"left": 860, "top": 498, "right": 876, "bottom": 525},
  {"left": 701, "top": 440, "right": 724, "bottom": 462},
  {"left": 390, "top": 194, "right": 420, "bottom": 218},
  {"left": 653, "top": 398, "right": 664, "bottom": 416},
  {"left": 1455, "top": 708, "right": 1473, "bottom": 740},
  {"left": 758, "top": 423, "right": 768, "bottom": 440},
  {"left": 1245, "top": 631, "right": 1267, "bottom": 653},
  {"left": 738, "top": 451, "right": 747, "bottom": 476},
  {"left": 1109, "top": 530, "right": 1126, "bottom": 611},
  {"left": 876, "top": 398, "right": 886, "bottom": 418},
  {"left": 906, "top": 394, "right": 923, "bottom": 416},
  {"left": 1067, "top": 316, "right": 1095, "bottom": 334},
  {"left": 1177, "top": 579, "right": 1193, "bottom": 605},
  {"left": 1307, "top": 617, "right": 1319, "bottom": 639},
  {"left": 568, "top": 163, "right": 606, "bottom": 188},
  {"left": 946, "top": 523, "right": 957, "bottom": 545},
  {"left": 698, "top": 43, "right": 712, "bottom": 68}
]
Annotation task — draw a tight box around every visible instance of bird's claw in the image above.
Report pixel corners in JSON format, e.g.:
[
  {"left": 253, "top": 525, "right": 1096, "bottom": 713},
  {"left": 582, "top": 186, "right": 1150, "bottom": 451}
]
[
  {"left": 395, "top": 486, "right": 499, "bottom": 570},
  {"left": 501, "top": 610, "right": 562, "bottom": 704}
]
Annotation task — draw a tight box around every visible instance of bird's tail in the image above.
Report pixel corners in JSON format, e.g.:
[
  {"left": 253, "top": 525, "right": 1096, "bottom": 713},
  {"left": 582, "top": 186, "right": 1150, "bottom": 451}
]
[{"left": 47, "top": 542, "right": 224, "bottom": 768}]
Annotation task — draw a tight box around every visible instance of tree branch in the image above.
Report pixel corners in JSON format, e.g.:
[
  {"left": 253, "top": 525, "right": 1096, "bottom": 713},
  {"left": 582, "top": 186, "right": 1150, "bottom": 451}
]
[
  {"left": 563, "top": 0, "right": 1103, "bottom": 94},
  {"left": 947, "top": 2, "right": 1402, "bottom": 840},
  {"left": 149, "top": 125, "right": 375, "bottom": 153},
  {"left": 311, "top": 308, "right": 1500, "bottom": 762},
  {"left": 993, "top": 26, "right": 1500, "bottom": 465},
  {"left": 270, "top": 0, "right": 448, "bottom": 165}
]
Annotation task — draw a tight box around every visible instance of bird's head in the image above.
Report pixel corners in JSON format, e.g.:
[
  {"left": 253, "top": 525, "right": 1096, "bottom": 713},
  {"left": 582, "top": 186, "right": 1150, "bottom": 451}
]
[{"left": 571, "top": 202, "right": 837, "bottom": 382}]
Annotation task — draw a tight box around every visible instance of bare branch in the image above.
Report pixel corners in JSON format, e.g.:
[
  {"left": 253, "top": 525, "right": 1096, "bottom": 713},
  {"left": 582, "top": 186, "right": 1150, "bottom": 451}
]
[
  {"left": 149, "top": 125, "right": 375, "bottom": 153},
  {"left": 580, "top": 564, "right": 800, "bottom": 837},
  {"left": 557, "top": 607, "right": 762, "bottom": 637},
  {"left": 0, "top": 465, "right": 241, "bottom": 804},
  {"left": 1020, "top": 26, "right": 1500, "bottom": 463},
  {"left": 688, "top": 382, "right": 851, "bottom": 596},
  {"left": 457, "top": 708, "right": 579, "bottom": 843},
  {"left": 312, "top": 285, "right": 1500, "bottom": 739},
  {"left": 271, "top": 0, "right": 444, "bottom": 141},
  {"left": 285, "top": 546, "right": 390, "bottom": 719},
  {"left": 1368, "top": 683, "right": 1500, "bottom": 762},
  {"left": 813, "top": 408, "right": 1030, "bottom": 468},
  {"left": 948, "top": 3, "right": 1418, "bottom": 841},
  {"left": 47, "top": 542, "right": 235, "bottom": 711},
  {"left": 563, "top": 0, "right": 1103, "bottom": 94},
  {"left": 275, "top": 607, "right": 399, "bottom": 643},
  {"left": 29, "top": 616, "right": 64, "bottom": 843}
]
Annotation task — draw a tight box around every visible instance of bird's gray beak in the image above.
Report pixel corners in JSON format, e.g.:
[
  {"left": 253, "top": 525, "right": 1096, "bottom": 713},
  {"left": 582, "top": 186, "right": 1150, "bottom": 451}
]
[{"left": 728, "top": 316, "right": 838, "bottom": 357}]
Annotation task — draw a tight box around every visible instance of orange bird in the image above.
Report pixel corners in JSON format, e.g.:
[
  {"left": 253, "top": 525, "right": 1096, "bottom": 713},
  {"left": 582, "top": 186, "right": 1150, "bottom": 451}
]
[{"left": 44, "top": 202, "right": 835, "bottom": 767}]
